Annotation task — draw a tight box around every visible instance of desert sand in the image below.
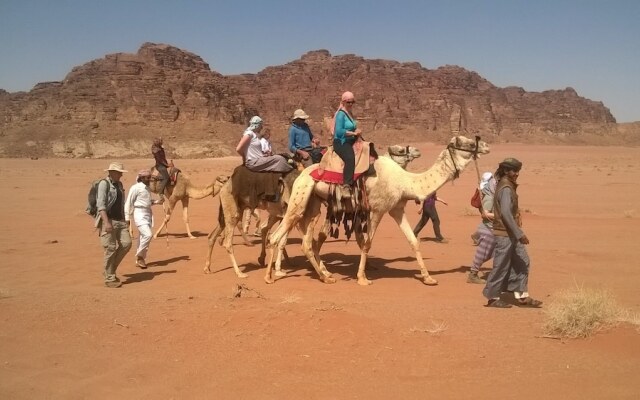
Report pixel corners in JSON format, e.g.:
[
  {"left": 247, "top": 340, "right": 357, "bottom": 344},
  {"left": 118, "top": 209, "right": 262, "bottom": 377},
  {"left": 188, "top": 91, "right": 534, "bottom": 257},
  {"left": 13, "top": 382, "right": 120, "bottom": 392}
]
[{"left": 1, "top": 143, "right": 639, "bottom": 399}]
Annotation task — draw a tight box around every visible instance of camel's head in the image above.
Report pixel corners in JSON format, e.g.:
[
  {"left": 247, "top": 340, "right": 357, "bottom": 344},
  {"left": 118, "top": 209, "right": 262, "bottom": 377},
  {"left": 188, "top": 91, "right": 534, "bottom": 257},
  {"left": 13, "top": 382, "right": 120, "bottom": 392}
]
[
  {"left": 387, "top": 145, "right": 422, "bottom": 169},
  {"left": 448, "top": 135, "right": 490, "bottom": 159}
]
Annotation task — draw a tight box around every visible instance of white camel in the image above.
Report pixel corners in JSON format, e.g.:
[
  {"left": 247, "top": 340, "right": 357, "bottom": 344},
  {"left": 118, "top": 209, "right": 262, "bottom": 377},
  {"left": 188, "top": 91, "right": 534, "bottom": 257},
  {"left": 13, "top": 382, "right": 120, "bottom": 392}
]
[
  {"left": 265, "top": 135, "right": 490, "bottom": 285},
  {"left": 266, "top": 144, "right": 424, "bottom": 277}
]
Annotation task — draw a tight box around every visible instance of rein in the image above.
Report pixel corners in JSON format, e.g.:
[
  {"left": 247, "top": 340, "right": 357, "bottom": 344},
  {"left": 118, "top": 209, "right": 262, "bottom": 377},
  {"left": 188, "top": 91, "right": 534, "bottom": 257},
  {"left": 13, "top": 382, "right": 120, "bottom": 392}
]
[{"left": 446, "top": 135, "right": 481, "bottom": 179}]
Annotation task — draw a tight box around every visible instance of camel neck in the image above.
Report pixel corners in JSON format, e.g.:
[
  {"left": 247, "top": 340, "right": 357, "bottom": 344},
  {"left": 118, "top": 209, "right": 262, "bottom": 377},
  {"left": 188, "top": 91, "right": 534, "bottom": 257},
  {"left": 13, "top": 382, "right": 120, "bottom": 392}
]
[{"left": 407, "top": 148, "right": 469, "bottom": 201}]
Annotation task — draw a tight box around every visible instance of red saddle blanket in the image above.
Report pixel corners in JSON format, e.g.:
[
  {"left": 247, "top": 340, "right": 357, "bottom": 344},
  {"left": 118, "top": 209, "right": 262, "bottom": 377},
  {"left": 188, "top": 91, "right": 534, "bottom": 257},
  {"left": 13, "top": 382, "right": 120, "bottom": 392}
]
[{"left": 310, "top": 140, "right": 375, "bottom": 184}]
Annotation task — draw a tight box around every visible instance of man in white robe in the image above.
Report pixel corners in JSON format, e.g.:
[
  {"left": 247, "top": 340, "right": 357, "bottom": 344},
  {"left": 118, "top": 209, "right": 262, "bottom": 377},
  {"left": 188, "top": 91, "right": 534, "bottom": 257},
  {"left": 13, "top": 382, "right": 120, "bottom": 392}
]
[{"left": 125, "top": 169, "right": 162, "bottom": 269}]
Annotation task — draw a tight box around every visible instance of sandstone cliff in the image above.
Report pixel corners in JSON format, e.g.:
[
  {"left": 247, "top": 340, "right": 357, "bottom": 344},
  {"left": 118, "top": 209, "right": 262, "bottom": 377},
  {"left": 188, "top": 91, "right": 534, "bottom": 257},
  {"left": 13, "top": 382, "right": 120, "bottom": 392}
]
[{"left": 0, "top": 43, "right": 634, "bottom": 158}]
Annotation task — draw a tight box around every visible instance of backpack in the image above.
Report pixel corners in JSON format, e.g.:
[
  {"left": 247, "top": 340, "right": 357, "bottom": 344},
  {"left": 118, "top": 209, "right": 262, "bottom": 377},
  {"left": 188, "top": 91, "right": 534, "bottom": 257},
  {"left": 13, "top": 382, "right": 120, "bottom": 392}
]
[
  {"left": 86, "top": 179, "right": 107, "bottom": 217},
  {"left": 470, "top": 188, "right": 482, "bottom": 209}
]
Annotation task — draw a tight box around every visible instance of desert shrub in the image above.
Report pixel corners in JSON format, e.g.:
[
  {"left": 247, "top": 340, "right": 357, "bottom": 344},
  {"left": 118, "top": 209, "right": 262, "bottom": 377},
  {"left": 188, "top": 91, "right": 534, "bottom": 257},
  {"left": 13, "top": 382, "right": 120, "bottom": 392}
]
[{"left": 543, "top": 285, "right": 621, "bottom": 338}]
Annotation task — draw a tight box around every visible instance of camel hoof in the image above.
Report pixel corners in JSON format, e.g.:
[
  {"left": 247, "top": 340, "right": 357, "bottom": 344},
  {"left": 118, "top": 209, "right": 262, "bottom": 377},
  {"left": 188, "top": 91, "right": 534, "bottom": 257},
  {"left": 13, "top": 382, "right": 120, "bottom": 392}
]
[
  {"left": 321, "top": 276, "right": 337, "bottom": 284},
  {"left": 357, "top": 278, "right": 373, "bottom": 286},
  {"left": 237, "top": 273, "right": 249, "bottom": 279},
  {"left": 203, "top": 268, "right": 211, "bottom": 274},
  {"left": 423, "top": 276, "right": 438, "bottom": 286},
  {"left": 275, "top": 270, "right": 287, "bottom": 277},
  {"left": 258, "top": 256, "right": 265, "bottom": 266},
  {"left": 189, "top": 236, "right": 197, "bottom": 240},
  {"left": 264, "top": 276, "right": 274, "bottom": 284}
]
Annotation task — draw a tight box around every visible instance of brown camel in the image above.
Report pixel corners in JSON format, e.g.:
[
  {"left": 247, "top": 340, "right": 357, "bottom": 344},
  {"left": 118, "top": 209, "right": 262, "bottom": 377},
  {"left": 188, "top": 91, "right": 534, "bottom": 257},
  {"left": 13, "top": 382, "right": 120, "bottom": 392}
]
[
  {"left": 265, "top": 135, "right": 490, "bottom": 285},
  {"left": 149, "top": 169, "right": 229, "bottom": 239},
  {"left": 203, "top": 145, "right": 423, "bottom": 279}
]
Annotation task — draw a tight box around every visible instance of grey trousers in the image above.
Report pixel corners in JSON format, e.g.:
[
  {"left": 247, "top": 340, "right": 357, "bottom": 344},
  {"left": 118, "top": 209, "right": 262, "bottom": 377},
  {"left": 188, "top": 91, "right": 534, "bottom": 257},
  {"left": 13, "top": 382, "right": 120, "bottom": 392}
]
[
  {"left": 482, "top": 235, "right": 529, "bottom": 300},
  {"left": 100, "top": 220, "right": 132, "bottom": 281}
]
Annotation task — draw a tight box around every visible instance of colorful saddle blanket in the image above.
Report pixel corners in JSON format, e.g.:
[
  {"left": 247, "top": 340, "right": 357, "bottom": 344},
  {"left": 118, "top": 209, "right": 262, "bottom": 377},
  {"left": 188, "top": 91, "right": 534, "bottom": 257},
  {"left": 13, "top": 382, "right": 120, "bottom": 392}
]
[{"left": 310, "top": 140, "right": 377, "bottom": 184}]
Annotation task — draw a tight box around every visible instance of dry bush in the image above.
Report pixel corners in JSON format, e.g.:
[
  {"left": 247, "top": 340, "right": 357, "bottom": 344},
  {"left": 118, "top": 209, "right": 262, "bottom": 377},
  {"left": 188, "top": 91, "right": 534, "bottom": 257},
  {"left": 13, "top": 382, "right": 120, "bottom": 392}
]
[
  {"left": 543, "top": 285, "right": 622, "bottom": 338},
  {"left": 281, "top": 293, "right": 301, "bottom": 304}
]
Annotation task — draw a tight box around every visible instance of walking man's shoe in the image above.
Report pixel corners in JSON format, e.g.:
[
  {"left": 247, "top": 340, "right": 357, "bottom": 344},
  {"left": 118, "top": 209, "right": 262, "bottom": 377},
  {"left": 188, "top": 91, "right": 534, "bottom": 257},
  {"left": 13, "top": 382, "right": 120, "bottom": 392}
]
[
  {"left": 136, "top": 257, "right": 147, "bottom": 269},
  {"left": 467, "top": 271, "right": 486, "bottom": 284},
  {"left": 105, "top": 280, "right": 122, "bottom": 288}
]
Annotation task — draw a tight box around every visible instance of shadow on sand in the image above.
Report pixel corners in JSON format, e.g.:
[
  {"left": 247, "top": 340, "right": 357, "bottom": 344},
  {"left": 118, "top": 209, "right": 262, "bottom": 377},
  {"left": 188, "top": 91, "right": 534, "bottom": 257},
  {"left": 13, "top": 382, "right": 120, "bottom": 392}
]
[{"left": 122, "top": 269, "right": 177, "bottom": 285}]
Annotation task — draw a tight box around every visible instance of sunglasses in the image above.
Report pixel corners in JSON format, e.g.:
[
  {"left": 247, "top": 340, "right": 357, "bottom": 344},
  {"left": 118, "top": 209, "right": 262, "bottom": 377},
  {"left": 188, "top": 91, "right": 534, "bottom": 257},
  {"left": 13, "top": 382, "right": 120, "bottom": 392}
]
[{"left": 344, "top": 100, "right": 355, "bottom": 104}]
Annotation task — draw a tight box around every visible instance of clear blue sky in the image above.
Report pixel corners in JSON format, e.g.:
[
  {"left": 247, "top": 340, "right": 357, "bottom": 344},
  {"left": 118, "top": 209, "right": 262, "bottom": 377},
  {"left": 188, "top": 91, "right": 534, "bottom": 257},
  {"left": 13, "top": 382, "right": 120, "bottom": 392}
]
[{"left": 1, "top": 0, "right": 638, "bottom": 122}]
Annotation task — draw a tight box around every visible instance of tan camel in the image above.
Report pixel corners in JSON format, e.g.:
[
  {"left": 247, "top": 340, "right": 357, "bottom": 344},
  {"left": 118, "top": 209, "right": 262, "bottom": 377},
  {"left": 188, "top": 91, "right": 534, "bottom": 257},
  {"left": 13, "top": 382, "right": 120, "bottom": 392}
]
[
  {"left": 203, "top": 169, "right": 299, "bottom": 278},
  {"left": 149, "top": 170, "right": 229, "bottom": 239},
  {"left": 203, "top": 145, "right": 422, "bottom": 279},
  {"left": 265, "top": 135, "right": 490, "bottom": 286}
]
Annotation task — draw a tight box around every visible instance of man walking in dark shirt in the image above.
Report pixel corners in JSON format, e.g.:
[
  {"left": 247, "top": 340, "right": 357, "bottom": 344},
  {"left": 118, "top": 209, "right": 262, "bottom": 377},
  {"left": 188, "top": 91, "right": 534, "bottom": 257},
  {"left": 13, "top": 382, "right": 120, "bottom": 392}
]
[
  {"left": 152, "top": 137, "right": 170, "bottom": 203},
  {"left": 483, "top": 158, "right": 542, "bottom": 308}
]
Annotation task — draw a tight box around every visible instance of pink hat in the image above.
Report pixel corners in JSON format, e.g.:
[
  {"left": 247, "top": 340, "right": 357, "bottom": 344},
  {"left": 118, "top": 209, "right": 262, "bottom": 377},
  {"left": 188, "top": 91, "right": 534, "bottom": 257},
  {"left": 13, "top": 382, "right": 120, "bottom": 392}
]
[
  {"left": 341, "top": 91, "right": 355, "bottom": 102},
  {"left": 137, "top": 169, "right": 152, "bottom": 177}
]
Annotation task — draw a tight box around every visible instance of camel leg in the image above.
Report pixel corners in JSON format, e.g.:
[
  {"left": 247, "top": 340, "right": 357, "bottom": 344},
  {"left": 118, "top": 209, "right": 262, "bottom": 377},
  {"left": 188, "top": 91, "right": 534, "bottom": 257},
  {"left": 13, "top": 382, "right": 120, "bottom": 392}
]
[
  {"left": 387, "top": 205, "right": 438, "bottom": 285},
  {"left": 264, "top": 209, "right": 305, "bottom": 284},
  {"left": 257, "top": 213, "right": 280, "bottom": 267},
  {"left": 204, "top": 223, "right": 224, "bottom": 274},
  {"left": 181, "top": 197, "right": 196, "bottom": 239},
  {"left": 222, "top": 214, "right": 248, "bottom": 278},
  {"left": 153, "top": 197, "right": 177, "bottom": 239},
  {"left": 237, "top": 219, "right": 254, "bottom": 246},
  {"left": 315, "top": 218, "right": 330, "bottom": 254},
  {"left": 355, "top": 213, "right": 380, "bottom": 286},
  {"left": 265, "top": 173, "right": 316, "bottom": 283},
  {"left": 299, "top": 200, "right": 336, "bottom": 284}
]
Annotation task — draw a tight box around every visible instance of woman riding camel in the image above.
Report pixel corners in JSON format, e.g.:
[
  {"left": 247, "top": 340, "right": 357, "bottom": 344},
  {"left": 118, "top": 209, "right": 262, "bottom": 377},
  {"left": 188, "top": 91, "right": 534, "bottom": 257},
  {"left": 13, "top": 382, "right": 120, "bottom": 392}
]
[
  {"left": 332, "top": 91, "right": 362, "bottom": 190},
  {"left": 236, "top": 116, "right": 293, "bottom": 173}
]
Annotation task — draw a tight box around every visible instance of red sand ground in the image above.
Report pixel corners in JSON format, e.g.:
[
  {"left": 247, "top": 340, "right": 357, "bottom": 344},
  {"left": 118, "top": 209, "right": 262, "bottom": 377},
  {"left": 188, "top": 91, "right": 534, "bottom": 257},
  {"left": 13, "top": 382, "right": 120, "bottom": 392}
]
[{"left": 1, "top": 143, "right": 639, "bottom": 399}]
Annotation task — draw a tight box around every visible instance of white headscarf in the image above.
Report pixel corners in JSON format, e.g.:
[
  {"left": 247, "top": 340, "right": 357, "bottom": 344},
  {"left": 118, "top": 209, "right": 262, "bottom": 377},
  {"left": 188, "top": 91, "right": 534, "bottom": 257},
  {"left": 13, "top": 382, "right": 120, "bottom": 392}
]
[
  {"left": 248, "top": 116, "right": 263, "bottom": 131},
  {"left": 480, "top": 171, "right": 494, "bottom": 193}
]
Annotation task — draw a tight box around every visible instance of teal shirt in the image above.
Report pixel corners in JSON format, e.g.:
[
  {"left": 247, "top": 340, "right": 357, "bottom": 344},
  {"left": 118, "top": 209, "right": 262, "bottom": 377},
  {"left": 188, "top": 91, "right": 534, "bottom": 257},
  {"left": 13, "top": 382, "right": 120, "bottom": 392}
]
[{"left": 333, "top": 110, "right": 357, "bottom": 145}]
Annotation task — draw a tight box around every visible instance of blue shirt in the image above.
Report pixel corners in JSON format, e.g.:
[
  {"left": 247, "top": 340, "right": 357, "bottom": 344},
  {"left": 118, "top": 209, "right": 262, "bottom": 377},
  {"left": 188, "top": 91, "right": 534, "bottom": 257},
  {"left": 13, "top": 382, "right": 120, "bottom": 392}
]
[
  {"left": 288, "top": 122, "right": 313, "bottom": 153},
  {"left": 333, "top": 110, "right": 357, "bottom": 145}
]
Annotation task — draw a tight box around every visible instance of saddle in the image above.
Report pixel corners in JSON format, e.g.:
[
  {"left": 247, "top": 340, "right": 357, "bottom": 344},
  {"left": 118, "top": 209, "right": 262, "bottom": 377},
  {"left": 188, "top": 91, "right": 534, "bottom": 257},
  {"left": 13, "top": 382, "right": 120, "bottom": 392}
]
[
  {"left": 151, "top": 165, "right": 181, "bottom": 186},
  {"left": 310, "top": 140, "right": 378, "bottom": 240},
  {"left": 230, "top": 165, "right": 284, "bottom": 210},
  {"left": 310, "top": 139, "right": 377, "bottom": 184}
]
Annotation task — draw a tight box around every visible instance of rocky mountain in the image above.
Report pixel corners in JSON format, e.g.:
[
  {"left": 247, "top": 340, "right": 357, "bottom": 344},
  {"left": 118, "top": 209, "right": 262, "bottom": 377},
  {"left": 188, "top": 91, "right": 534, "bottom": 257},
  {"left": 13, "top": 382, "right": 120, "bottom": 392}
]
[{"left": 0, "top": 43, "right": 634, "bottom": 158}]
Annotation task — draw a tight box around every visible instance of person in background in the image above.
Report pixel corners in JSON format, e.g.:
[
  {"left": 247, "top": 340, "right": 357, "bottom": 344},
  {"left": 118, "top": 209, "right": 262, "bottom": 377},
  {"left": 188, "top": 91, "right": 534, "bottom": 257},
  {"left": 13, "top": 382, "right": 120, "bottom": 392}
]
[
  {"left": 236, "top": 116, "right": 293, "bottom": 173},
  {"left": 151, "top": 137, "right": 170, "bottom": 204},
  {"left": 260, "top": 129, "right": 273, "bottom": 156},
  {"left": 413, "top": 192, "right": 448, "bottom": 243},
  {"left": 95, "top": 162, "right": 132, "bottom": 288},
  {"left": 332, "top": 92, "right": 361, "bottom": 190},
  {"left": 125, "top": 169, "right": 163, "bottom": 270},
  {"left": 483, "top": 158, "right": 542, "bottom": 308},
  {"left": 288, "top": 109, "right": 322, "bottom": 167},
  {"left": 467, "top": 172, "right": 497, "bottom": 284}
]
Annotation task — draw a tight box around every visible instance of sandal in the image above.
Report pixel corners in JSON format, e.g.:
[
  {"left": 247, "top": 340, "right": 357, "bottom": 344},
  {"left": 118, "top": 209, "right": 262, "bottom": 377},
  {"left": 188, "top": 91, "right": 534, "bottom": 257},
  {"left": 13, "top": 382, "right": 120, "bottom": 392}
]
[
  {"left": 516, "top": 297, "right": 543, "bottom": 308},
  {"left": 486, "top": 299, "right": 512, "bottom": 308}
]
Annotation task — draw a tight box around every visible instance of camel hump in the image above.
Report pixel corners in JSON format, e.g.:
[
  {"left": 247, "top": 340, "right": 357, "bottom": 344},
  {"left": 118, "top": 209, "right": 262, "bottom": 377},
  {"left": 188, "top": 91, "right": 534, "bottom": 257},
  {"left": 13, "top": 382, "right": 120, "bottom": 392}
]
[{"left": 230, "top": 165, "right": 283, "bottom": 209}]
